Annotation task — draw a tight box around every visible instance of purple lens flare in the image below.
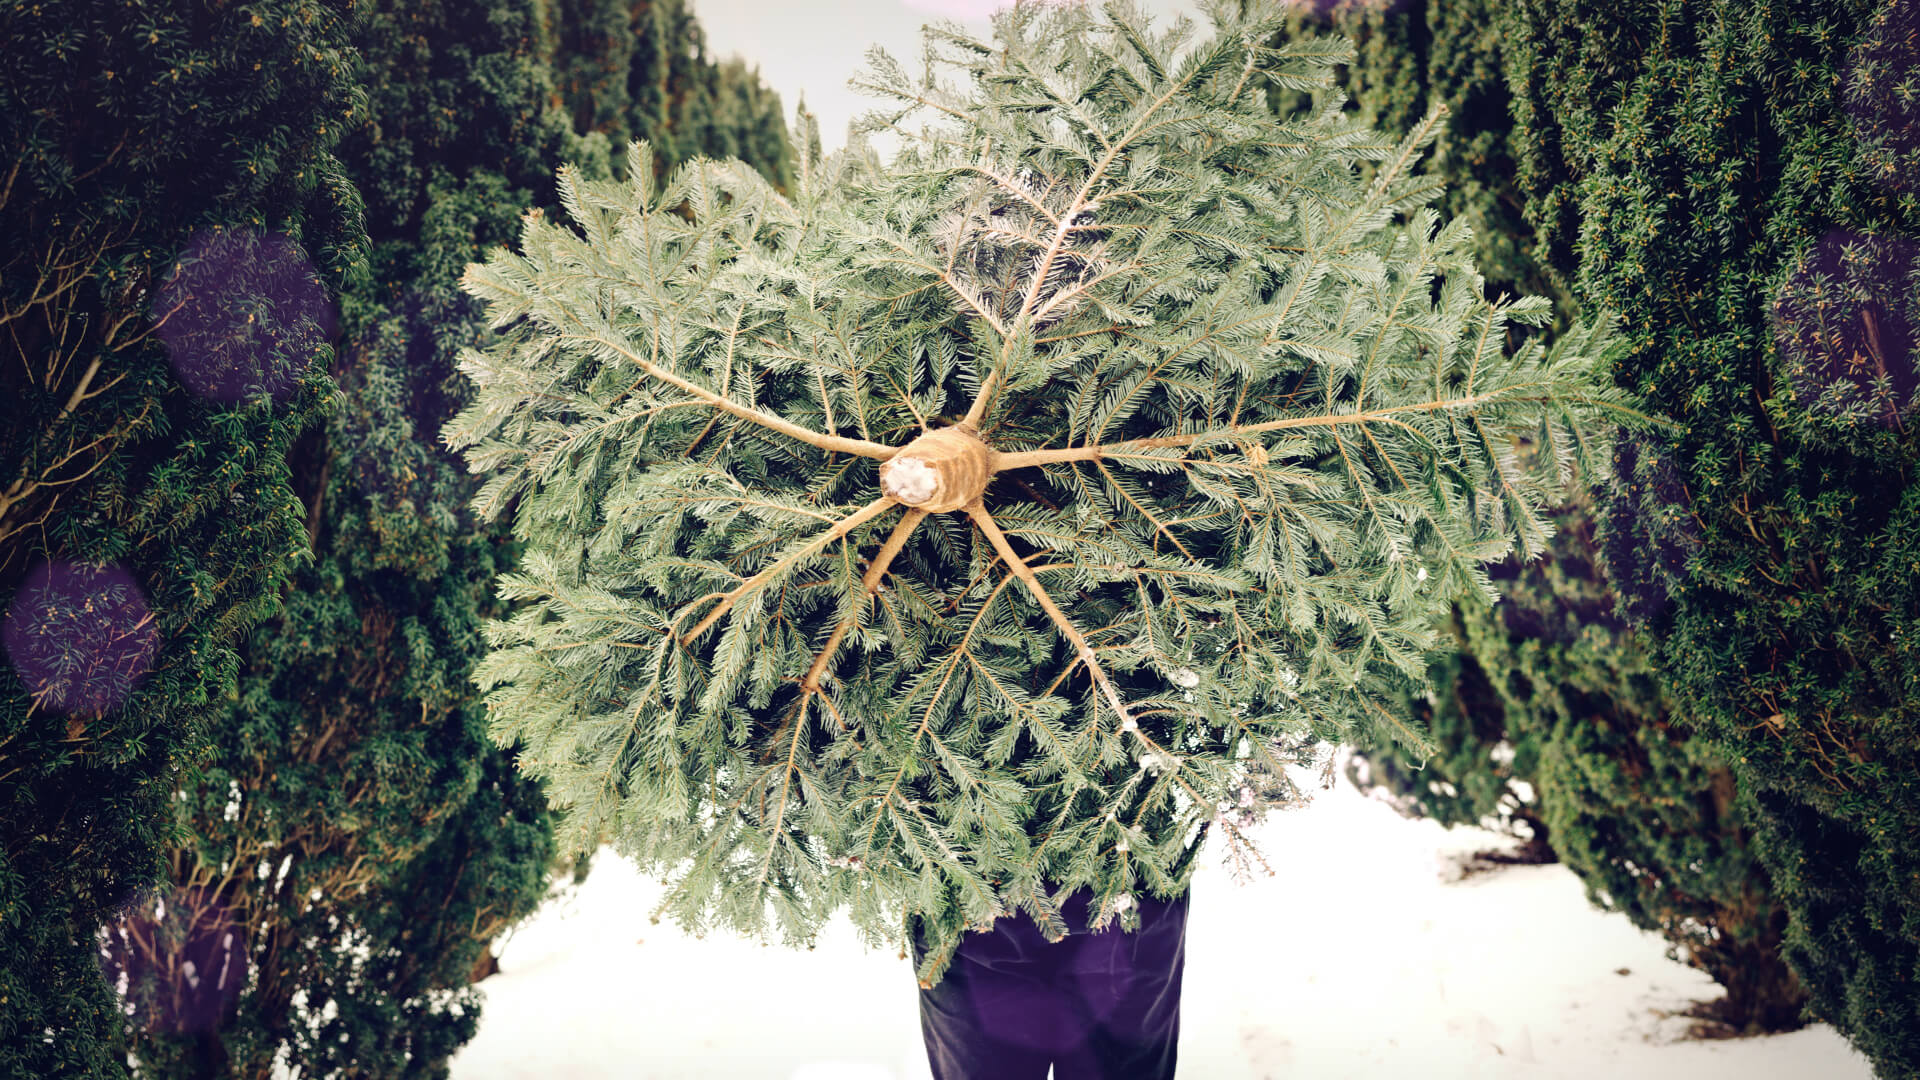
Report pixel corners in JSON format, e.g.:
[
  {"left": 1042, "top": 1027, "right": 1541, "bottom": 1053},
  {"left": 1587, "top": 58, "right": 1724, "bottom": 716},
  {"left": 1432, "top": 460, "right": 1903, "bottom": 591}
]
[
  {"left": 155, "top": 228, "right": 335, "bottom": 405},
  {"left": 1772, "top": 229, "right": 1920, "bottom": 430},
  {"left": 102, "top": 883, "right": 247, "bottom": 1035},
  {"left": 4, "top": 557, "right": 159, "bottom": 719}
]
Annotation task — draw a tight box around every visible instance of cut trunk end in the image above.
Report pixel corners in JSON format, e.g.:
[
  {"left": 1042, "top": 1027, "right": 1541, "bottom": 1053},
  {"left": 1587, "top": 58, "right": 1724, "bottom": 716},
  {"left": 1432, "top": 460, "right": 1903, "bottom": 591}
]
[{"left": 880, "top": 425, "right": 993, "bottom": 513}]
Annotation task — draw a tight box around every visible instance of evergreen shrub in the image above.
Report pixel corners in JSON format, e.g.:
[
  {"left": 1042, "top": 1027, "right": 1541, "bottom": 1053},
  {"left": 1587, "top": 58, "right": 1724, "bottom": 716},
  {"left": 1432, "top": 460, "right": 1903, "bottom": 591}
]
[
  {"left": 1290, "top": 0, "right": 1809, "bottom": 1031},
  {"left": 108, "top": 0, "right": 794, "bottom": 1073},
  {"left": 1473, "top": 506, "right": 1805, "bottom": 1033},
  {"left": 1509, "top": 0, "right": 1920, "bottom": 1067},
  {"left": 0, "top": 0, "right": 366, "bottom": 1073}
]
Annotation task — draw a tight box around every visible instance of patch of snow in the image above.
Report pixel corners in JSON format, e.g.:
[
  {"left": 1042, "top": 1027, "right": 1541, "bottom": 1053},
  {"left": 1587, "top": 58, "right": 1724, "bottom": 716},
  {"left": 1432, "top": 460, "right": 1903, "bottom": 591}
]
[{"left": 450, "top": 753, "right": 1875, "bottom": 1080}]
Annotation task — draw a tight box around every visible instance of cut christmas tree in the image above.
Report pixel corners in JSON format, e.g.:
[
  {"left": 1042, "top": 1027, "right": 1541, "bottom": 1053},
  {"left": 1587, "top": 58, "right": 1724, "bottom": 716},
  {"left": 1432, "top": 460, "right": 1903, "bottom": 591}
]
[{"left": 443, "top": 0, "right": 1647, "bottom": 988}]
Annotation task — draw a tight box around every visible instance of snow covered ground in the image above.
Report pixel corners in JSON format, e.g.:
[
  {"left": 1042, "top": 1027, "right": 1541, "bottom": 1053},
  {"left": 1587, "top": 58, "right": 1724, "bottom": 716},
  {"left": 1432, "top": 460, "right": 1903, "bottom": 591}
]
[{"left": 448, "top": 762, "right": 1875, "bottom": 1080}]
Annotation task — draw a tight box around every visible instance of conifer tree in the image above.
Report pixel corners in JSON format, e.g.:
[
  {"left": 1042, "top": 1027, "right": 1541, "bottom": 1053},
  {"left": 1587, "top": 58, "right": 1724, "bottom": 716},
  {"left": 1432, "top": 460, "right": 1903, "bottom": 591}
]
[
  {"left": 545, "top": 0, "right": 794, "bottom": 190},
  {"left": 446, "top": 0, "right": 1641, "bottom": 987},
  {"left": 1508, "top": 0, "right": 1920, "bottom": 1068},
  {"left": 0, "top": 0, "right": 366, "bottom": 1073},
  {"left": 1347, "top": 607, "right": 1556, "bottom": 858},
  {"left": 1276, "top": 0, "right": 1807, "bottom": 1031},
  {"left": 699, "top": 57, "right": 800, "bottom": 193},
  {"left": 1414, "top": 503, "right": 1805, "bottom": 1032},
  {"left": 104, "top": 1, "right": 582, "bottom": 1068},
  {"left": 1269, "top": 0, "right": 1562, "bottom": 314},
  {"left": 107, "top": 0, "right": 793, "bottom": 1074}
]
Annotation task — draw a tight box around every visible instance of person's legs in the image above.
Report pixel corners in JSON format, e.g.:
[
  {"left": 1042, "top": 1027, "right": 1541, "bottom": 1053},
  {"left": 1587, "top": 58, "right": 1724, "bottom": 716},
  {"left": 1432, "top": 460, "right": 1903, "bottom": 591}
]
[
  {"left": 1049, "top": 888, "right": 1190, "bottom": 1080},
  {"left": 912, "top": 915, "right": 1059, "bottom": 1080},
  {"left": 912, "top": 887, "right": 1191, "bottom": 1080}
]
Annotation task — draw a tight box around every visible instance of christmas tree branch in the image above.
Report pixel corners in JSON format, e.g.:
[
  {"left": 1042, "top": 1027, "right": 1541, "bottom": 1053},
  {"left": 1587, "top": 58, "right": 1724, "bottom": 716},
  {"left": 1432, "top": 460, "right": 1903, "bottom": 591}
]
[
  {"left": 859, "top": 572, "right": 1022, "bottom": 862},
  {"left": 679, "top": 497, "right": 898, "bottom": 645},
  {"left": 1092, "top": 459, "right": 1196, "bottom": 560},
  {"left": 957, "top": 164, "right": 1063, "bottom": 226},
  {"left": 991, "top": 385, "right": 1650, "bottom": 470},
  {"left": 965, "top": 503, "right": 1139, "bottom": 729},
  {"left": 801, "top": 506, "right": 929, "bottom": 692},
  {"left": 561, "top": 328, "right": 898, "bottom": 459},
  {"left": 755, "top": 691, "right": 816, "bottom": 885},
  {"left": 961, "top": 30, "right": 1227, "bottom": 431}
]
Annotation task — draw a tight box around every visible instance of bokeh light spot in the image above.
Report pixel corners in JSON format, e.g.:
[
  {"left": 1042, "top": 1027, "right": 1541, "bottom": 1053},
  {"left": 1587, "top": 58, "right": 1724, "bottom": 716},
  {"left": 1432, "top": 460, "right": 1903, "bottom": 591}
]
[
  {"left": 102, "top": 884, "right": 246, "bottom": 1035},
  {"left": 4, "top": 557, "right": 159, "bottom": 719},
  {"left": 1771, "top": 229, "right": 1920, "bottom": 430},
  {"left": 155, "top": 227, "right": 335, "bottom": 404}
]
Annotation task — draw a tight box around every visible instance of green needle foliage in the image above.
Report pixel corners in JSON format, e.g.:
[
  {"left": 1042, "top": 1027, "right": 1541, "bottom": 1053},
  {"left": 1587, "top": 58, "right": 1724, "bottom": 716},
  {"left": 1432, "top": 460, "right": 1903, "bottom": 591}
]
[
  {"left": 1282, "top": 0, "right": 1806, "bottom": 1031},
  {"left": 1442, "top": 504, "right": 1804, "bottom": 1032},
  {"left": 109, "top": 0, "right": 795, "bottom": 1073},
  {"left": 109, "top": 0, "right": 587, "bottom": 1068},
  {"left": 1349, "top": 607, "right": 1557, "bottom": 859},
  {"left": 1507, "top": 0, "right": 1920, "bottom": 1068},
  {"left": 446, "top": 0, "right": 1641, "bottom": 987},
  {"left": 0, "top": 0, "right": 365, "bottom": 1072},
  {"left": 544, "top": 0, "right": 796, "bottom": 189},
  {"left": 1269, "top": 0, "right": 1566, "bottom": 317}
]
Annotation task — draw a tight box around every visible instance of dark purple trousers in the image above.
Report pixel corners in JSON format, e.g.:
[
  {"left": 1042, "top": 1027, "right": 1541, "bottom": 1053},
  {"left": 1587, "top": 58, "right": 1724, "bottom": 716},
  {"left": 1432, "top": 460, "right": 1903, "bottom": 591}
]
[{"left": 911, "top": 886, "right": 1190, "bottom": 1080}]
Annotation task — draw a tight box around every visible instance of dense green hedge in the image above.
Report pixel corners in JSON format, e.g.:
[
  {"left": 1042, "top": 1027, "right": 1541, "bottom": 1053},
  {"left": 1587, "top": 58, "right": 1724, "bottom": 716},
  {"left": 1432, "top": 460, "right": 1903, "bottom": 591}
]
[
  {"left": 1289, "top": 0, "right": 1810, "bottom": 1035},
  {"left": 543, "top": 0, "right": 794, "bottom": 188},
  {"left": 1480, "top": 507, "right": 1804, "bottom": 1032},
  {"left": 1272, "top": 0, "right": 1564, "bottom": 312},
  {"left": 1, "top": 0, "right": 795, "bottom": 1073},
  {"left": 112, "top": 0, "right": 796, "bottom": 1075},
  {"left": 1356, "top": 499, "right": 1806, "bottom": 1031},
  {"left": 1507, "top": 0, "right": 1920, "bottom": 1068},
  {"left": 0, "top": 0, "right": 367, "bottom": 1074},
  {"left": 108, "top": 1, "right": 589, "bottom": 1069}
]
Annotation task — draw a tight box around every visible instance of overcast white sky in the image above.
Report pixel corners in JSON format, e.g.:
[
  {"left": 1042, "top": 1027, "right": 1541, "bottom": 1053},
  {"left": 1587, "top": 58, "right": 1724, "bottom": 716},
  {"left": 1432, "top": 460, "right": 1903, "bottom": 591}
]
[{"left": 691, "top": 0, "right": 1208, "bottom": 153}]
